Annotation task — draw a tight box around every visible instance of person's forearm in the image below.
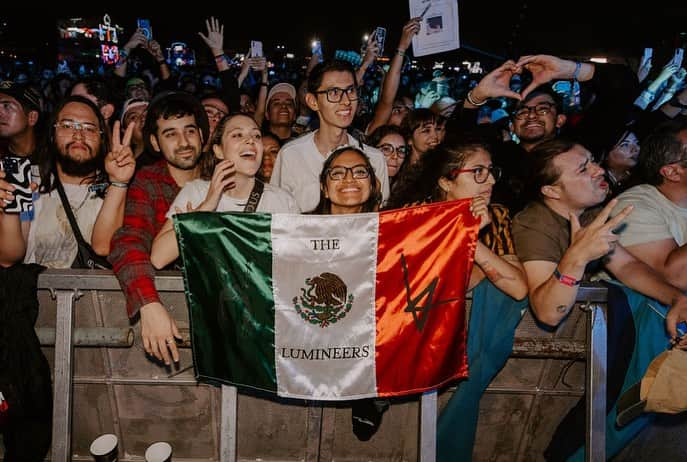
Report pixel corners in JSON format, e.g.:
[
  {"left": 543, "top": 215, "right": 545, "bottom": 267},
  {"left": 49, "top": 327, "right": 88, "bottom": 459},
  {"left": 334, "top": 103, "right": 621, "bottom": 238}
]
[
  {"left": 92, "top": 186, "right": 127, "bottom": 256},
  {"left": 367, "top": 50, "right": 405, "bottom": 134},
  {"left": 150, "top": 226, "right": 179, "bottom": 269},
  {"left": 474, "top": 243, "right": 527, "bottom": 300},
  {"left": 355, "top": 64, "right": 369, "bottom": 87},
  {"left": 0, "top": 213, "right": 26, "bottom": 266},
  {"left": 254, "top": 80, "right": 267, "bottom": 126},
  {"left": 530, "top": 253, "right": 586, "bottom": 326},
  {"left": 159, "top": 62, "right": 171, "bottom": 80},
  {"left": 615, "top": 257, "right": 684, "bottom": 306}
]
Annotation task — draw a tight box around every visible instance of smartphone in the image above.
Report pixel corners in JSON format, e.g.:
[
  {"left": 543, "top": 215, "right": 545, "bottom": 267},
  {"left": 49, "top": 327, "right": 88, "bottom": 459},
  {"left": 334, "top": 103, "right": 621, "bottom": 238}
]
[
  {"left": 672, "top": 48, "right": 684, "bottom": 69},
  {"left": 0, "top": 156, "right": 33, "bottom": 213},
  {"left": 311, "top": 39, "right": 322, "bottom": 56},
  {"left": 251, "top": 40, "right": 263, "bottom": 58},
  {"left": 373, "top": 26, "right": 387, "bottom": 57},
  {"left": 137, "top": 18, "right": 152, "bottom": 41}
]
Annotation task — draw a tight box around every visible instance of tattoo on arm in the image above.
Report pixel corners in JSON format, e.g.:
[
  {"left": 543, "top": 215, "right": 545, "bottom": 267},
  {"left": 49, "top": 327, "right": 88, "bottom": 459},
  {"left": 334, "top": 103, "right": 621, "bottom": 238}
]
[{"left": 478, "top": 260, "right": 514, "bottom": 284}]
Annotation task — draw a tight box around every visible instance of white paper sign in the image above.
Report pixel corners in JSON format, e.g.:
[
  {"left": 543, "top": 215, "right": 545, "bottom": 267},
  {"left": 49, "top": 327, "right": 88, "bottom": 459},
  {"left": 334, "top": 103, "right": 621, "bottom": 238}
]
[{"left": 409, "top": 0, "right": 460, "bottom": 57}]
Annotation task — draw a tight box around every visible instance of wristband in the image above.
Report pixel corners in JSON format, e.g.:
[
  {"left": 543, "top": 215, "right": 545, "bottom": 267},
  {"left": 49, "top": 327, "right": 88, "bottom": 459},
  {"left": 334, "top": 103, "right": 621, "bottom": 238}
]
[
  {"left": 109, "top": 181, "right": 129, "bottom": 189},
  {"left": 553, "top": 267, "right": 581, "bottom": 287},
  {"left": 259, "top": 82, "right": 268, "bottom": 87},
  {"left": 119, "top": 48, "right": 129, "bottom": 59},
  {"left": 214, "top": 53, "right": 225, "bottom": 58},
  {"left": 466, "top": 89, "right": 488, "bottom": 106},
  {"left": 396, "top": 49, "right": 406, "bottom": 57},
  {"left": 572, "top": 61, "right": 581, "bottom": 81}
]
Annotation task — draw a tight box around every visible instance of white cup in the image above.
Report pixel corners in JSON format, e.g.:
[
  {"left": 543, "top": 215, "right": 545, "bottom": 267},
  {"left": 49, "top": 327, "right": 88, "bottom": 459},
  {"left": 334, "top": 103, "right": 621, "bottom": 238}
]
[
  {"left": 145, "top": 441, "right": 172, "bottom": 462},
  {"left": 89, "top": 433, "right": 118, "bottom": 462}
]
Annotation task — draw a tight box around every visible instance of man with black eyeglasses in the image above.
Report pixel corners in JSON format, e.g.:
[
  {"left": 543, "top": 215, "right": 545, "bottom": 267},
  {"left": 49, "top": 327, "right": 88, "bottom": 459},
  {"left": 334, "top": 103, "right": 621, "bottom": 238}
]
[
  {"left": 452, "top": 54, "right": 641, "bottom": 213},
  {"left": 270, "top": 60, "right": 389, "bottom": 212}
]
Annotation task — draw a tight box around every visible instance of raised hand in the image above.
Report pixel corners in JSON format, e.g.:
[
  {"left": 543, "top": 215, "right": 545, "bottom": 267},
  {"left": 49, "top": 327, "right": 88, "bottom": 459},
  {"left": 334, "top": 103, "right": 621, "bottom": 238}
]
[
  {"left": 398, "top": 18, "right": 421, "bottom": 51},
  {"left": 105, "top": 121, "right": 136, "bottom": 184},
  {"left": 568, "top": 199, "right": 633, "bottom": 263},
  {"left": 124, "top": 29, "right": 148, "bottom": 53},
  {"left": 516, "top": 55, "right": 578, "bottom": 99},
  {"left": 469, "top": 60, "right": 523, "bottom": 103},
  {"left": 198, "top": 160, "right": 236, "bottom": 212},
  {"left": 361, "top": 36, "right": 379, "bottom": 66},
  {"left": 248, "top": 56, "right": 267, "bottom": 72},
  {"left": 145, "top": 40, "right": 165, "bottom": 62},
  {"left": 470, "top": 195, "right": 491, "bottom": 230},
  {"left": 198, "top": 17, "right": 225, "bottom": 55}
]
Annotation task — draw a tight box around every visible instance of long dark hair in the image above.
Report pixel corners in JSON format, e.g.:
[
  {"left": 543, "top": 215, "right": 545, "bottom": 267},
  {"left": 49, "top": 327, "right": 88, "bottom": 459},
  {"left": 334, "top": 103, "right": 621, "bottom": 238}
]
[
  {"left": 39, "top": 95, "right": 111, "bottom": 193},
  {"left": 385, "top": 139, "right": 490, "bottom": 210},
  {"left": 310, "top": 146, "right": 380, "bottom": 214}
]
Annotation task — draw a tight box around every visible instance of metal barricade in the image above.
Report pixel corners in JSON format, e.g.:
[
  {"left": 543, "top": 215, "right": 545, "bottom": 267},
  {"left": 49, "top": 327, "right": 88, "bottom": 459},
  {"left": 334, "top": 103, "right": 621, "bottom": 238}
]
[{"left": 37, "top": 270, "right": 608, "bottom": 462}]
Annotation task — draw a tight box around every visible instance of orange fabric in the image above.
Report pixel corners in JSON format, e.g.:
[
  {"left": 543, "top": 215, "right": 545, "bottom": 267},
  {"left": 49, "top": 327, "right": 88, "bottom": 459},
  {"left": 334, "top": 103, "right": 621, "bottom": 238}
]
[{"left": 374, "top": 200, "right": 479, "bottom": 396}]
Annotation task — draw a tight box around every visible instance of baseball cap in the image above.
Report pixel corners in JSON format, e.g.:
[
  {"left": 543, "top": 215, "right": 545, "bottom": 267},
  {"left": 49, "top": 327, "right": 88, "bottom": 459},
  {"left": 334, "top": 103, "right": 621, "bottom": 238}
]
[
  {"left": 0, "top": 81, "right": 42, "bottom": 112},
  {"left": 267, "top": 82, "right": 296, "bottom": 105},
  {"left": 125, "top": 77, "right": 147, "bottom": 91},
  {"left": 120, "top": 98, "right": 149, "bottom": 124}
]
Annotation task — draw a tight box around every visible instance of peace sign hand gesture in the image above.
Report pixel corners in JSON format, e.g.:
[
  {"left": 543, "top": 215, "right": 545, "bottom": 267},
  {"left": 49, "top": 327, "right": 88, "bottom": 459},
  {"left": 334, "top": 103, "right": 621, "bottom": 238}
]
[
  {"left": 105, "top": 121, "right": 136, "bottom": 184},
  {"left": 568, "top": 199, "right": 633, "bottom": 263}
]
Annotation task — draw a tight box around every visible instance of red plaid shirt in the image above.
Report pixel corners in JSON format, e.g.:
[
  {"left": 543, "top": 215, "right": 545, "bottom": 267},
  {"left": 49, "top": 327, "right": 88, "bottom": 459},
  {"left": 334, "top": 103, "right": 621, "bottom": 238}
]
[{"left": 109, "top": 160, "right": 180, "bottom": 318}]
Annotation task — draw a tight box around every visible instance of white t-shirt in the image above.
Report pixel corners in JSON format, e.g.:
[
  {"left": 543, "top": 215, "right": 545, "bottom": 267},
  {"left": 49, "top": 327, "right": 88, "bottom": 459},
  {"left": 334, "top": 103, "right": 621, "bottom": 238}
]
[
  {"left": 166, "top": 179, "right": 300, "bottom": 219},
  {"left": 269, "top": 131, "right": 390, "bottom": 213},
  {"left": 24, "top": 183, "right": 103, "bottom": 268},
  {"left": 612, "top": 184, "right": 687, "bottom": 247}
]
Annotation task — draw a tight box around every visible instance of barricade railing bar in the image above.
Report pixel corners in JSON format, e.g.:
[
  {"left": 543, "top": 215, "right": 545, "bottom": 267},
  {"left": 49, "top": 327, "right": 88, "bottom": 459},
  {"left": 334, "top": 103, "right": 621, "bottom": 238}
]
[{"left": 37, "top": 270, "right": 607, "bottom": 462}]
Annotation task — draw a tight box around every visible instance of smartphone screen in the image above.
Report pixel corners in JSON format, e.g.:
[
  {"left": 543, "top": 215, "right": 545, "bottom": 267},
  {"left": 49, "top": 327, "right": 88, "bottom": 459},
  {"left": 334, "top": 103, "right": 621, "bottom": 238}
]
[
  {"left": 251, "top": 40, "right": 263, "bottom": 58},
  {"left": 311, "top": 40, "right": 322, "bottom": 56},
  {"left": 374, "top": 27, "right": 387, "bottom": 57},
  {"left": 137, "top": 18, "right": 152, "bottom": 41},
  {"left": 1, "top": 156, "right": 33, "bottom": 213}
]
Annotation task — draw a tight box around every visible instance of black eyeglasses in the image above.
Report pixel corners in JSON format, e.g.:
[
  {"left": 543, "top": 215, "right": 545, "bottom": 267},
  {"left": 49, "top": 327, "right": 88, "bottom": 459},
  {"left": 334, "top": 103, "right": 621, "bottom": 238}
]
[
  {"left": 513, "top": 102, "right": 556, "bottom": 120},
  {"left": 449, "top": 165, "right": 502, "bottom": 183},
  {"left": 313, "top": 85, "right": 359, "bottom": 103},
  {"left": 378, "top": 143, "right": 408, "bottom": 158},
  {"left": 326, "top": 164, "right": 371, "bottom": 181}
]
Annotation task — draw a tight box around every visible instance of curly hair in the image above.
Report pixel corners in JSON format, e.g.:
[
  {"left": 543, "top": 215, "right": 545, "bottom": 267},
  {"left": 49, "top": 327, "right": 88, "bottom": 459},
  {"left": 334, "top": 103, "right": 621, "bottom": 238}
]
[
  {"left": 310, "top": 146, "right": 380, "bottom": 214},
  {"left": 385, "top": 139, "right": 491, "bottom": 210}
]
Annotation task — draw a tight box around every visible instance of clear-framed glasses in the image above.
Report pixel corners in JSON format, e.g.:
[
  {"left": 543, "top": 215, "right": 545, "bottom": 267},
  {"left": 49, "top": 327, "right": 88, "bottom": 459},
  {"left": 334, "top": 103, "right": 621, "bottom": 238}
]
[
  {"left": 54, "top": 120, "right": 102, "bottom": 138},
  {"left": 326, "top": 164, "right": 371, "bottom": 181},
  {"left": 449, "top": 165, "right": 502, "bottom": 184},
  {"left": 513, "top": 102, "right": 556, "bottom": 120},
  {"left": 378, "top": 143, "right": 408, "bottom": 158},
  {"left": 313, "top": 85, "right": 359, "bottom": 103}
]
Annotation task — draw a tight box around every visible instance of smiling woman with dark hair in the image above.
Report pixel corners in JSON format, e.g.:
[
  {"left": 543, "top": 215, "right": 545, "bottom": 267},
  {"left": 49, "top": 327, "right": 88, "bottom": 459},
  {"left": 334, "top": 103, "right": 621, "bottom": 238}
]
[
  {"left": 310, "top": 146, "right": 380, "bottom": 214},
  {"left": 150, "top": 113, "right": 299, "bottom": 269}
]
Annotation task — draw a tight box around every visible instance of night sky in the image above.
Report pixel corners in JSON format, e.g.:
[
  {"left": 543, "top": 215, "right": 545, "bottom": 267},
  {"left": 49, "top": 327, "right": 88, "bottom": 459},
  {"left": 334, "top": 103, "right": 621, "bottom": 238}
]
[{"left": 1, "top": 3, "right": 686, "bottom": 67}]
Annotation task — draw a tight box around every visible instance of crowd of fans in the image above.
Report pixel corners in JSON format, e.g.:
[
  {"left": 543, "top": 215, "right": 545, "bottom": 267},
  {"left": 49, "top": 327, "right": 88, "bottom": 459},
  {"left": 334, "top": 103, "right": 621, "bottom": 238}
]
[{"left": 2, "top": 14, "right": 687, "bottom": 461}]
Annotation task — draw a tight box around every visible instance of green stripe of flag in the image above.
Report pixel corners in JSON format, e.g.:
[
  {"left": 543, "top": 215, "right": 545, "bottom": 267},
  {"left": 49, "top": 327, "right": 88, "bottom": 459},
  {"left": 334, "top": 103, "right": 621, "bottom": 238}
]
[{"left": 175, "top": 212, "right": 277, "bottom": 392}]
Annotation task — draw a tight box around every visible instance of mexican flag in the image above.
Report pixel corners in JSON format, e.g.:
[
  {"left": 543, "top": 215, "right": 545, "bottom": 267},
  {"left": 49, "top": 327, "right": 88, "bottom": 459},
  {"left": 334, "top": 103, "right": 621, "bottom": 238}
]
[{"left": 175, "top": 200, "right": 478, "bottom": 400}]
